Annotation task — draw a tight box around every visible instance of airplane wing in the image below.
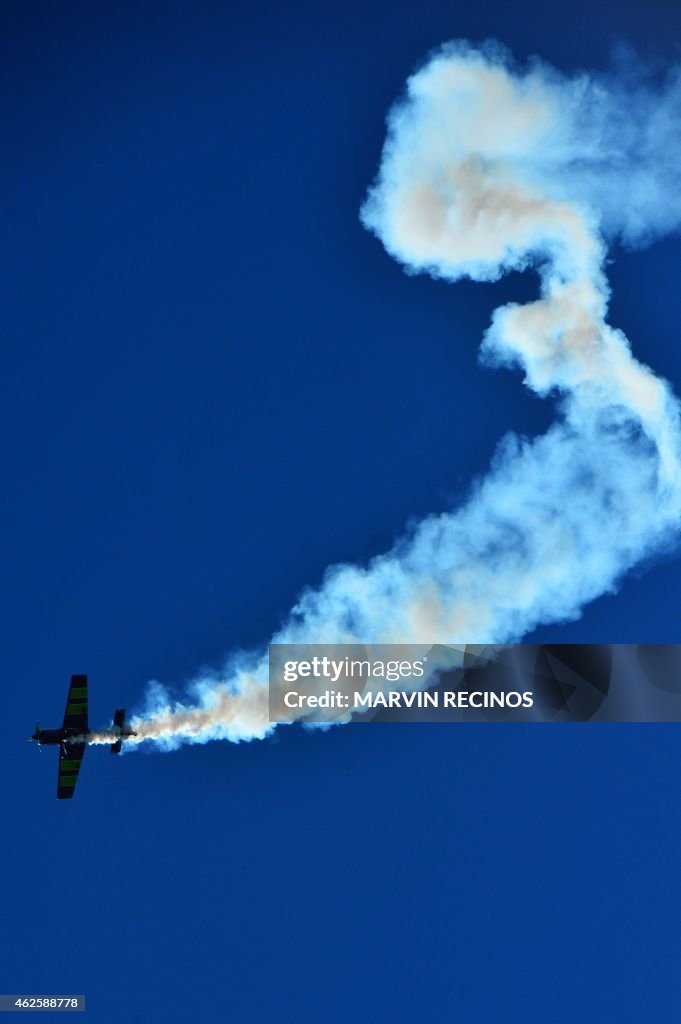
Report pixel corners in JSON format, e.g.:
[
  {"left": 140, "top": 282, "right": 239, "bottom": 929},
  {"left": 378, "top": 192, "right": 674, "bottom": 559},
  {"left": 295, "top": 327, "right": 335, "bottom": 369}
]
[
  {"left": 57, "top": 742, "right": 85, "bottom": 800},
  {"left": 62, "top": 674, "right": 88, "bottom": 734}
]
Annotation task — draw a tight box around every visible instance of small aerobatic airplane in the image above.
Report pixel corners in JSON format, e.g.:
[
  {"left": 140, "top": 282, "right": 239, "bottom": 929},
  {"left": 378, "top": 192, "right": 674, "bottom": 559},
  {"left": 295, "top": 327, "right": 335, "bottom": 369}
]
[{"left": 30, "top": 675, "right": 137, "bottom": 799}]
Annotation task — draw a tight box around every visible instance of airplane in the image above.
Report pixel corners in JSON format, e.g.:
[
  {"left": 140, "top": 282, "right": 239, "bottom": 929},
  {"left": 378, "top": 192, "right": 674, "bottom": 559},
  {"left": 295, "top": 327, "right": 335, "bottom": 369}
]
[{"left": 30, "top": 674, "right": 137, "bottom": 799}]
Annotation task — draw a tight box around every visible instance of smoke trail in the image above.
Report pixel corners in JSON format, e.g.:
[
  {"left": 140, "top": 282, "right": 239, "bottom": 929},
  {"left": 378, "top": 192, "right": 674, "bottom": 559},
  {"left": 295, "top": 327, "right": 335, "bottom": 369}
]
[
  {"left": 69, "top": 731, "right": 119, "bottom": 745},
  {"left": 120, "top": 41, "right": 681, "bottom": 749}
]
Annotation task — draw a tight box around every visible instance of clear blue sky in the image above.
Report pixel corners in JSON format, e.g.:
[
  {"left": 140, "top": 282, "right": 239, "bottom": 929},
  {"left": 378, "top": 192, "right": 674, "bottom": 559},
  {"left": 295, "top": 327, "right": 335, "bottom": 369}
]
[{"left": 3, "top": 2, "right": 681, "bottom": 1021}]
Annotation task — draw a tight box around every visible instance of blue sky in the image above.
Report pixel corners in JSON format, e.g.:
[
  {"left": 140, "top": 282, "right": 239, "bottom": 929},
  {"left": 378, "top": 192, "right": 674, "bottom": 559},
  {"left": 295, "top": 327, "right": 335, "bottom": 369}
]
[{"left": 3, "top": 1, "right": 681, "bottom": 1020}]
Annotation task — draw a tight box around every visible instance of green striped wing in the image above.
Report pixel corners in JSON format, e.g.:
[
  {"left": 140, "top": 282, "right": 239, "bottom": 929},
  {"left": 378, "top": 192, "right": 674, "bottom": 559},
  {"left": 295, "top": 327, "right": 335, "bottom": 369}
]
[
  {"left": 62, "top": 674, "right": 88, "bottom": 734},
  {"left": 57, "top": 743, "right": 85, "bottom": 800}
]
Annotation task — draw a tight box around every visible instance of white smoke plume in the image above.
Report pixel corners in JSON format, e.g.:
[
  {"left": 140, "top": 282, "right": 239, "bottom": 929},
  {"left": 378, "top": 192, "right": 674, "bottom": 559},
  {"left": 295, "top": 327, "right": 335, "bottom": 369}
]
[{"left": 115, "top": 41, "right": 681, "bottom": 750}]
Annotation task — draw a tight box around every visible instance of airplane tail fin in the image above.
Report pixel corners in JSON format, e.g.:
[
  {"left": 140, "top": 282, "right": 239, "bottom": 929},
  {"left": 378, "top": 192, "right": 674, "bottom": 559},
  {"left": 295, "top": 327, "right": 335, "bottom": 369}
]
[{"left": 111, "top": 708, "right": 125, "bottom": 754}]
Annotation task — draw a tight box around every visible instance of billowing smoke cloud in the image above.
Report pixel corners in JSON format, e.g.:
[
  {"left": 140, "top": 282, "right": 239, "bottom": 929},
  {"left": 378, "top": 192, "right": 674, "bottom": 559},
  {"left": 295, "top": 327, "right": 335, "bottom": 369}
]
[{"left": 116, "top": 41, "right": 681, "bottom": 749}]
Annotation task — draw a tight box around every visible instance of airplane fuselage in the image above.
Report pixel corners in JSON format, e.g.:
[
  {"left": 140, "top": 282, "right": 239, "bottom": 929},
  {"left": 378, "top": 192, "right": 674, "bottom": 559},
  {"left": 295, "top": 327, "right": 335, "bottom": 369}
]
[
  {"left": 31, "top": 728, "right": 68, "bottom": 746},
  {"left": 31, "top": 728, "right": 135, "bottom": 746}
]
